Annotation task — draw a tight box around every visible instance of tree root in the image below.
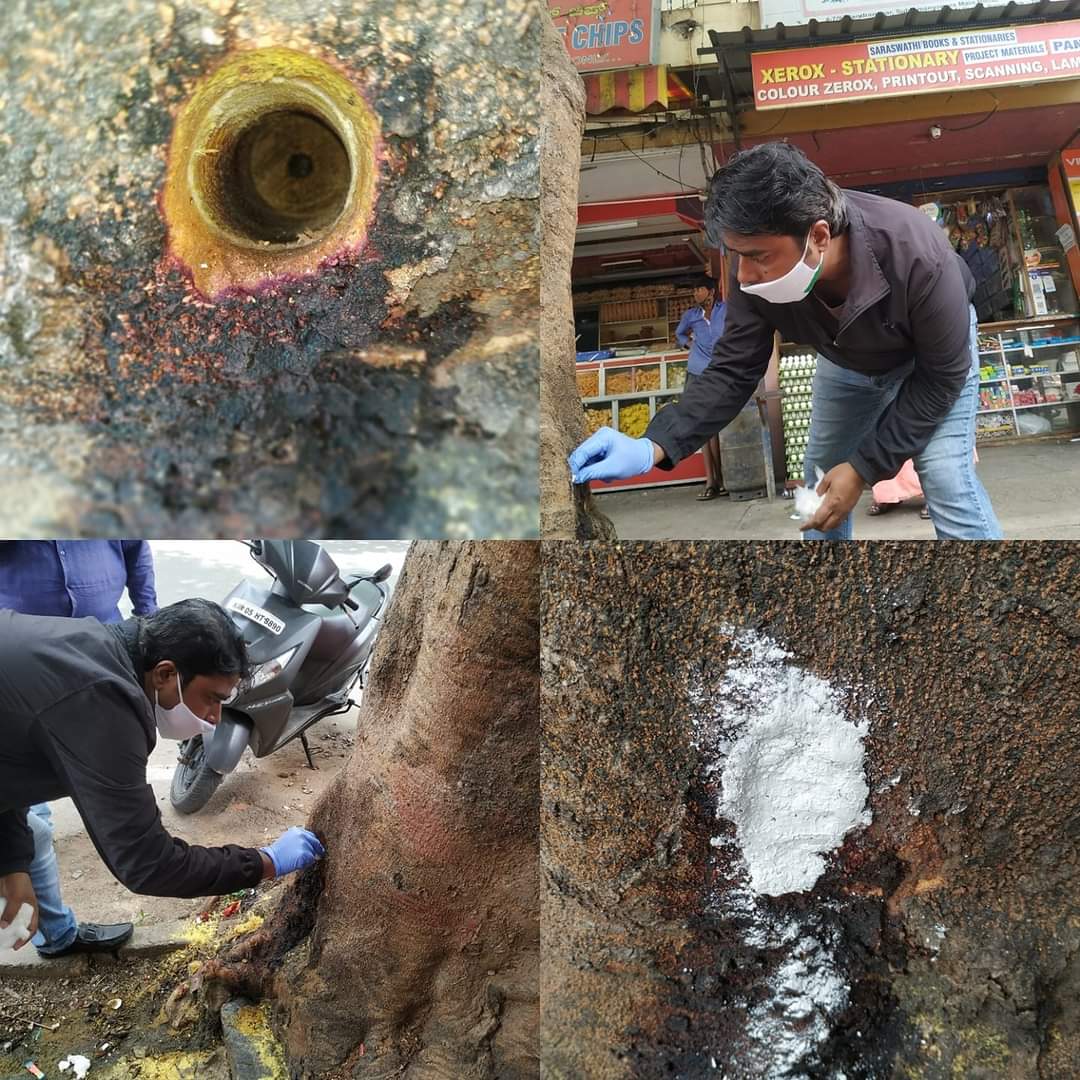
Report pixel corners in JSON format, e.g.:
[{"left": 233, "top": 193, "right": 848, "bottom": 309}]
[{"left": 162, "top": 858, "right": 328, "bottom": 1030}]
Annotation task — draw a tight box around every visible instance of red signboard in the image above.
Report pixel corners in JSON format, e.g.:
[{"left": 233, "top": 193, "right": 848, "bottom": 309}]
[
  {"left": 550, "top": 1, "right": 658, "bottom": 72},
  {"left": 751, "top": 18, "right": 1080, "bottom": 109},
  {"left": 1062, "top": 146, "right": 1080, "bottom": 178}
]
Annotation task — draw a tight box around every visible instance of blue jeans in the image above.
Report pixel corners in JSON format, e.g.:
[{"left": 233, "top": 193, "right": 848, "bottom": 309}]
[
  {"left": 803, "top": 305, "right": 1003, "bottom": 540},
  {"left": 27, "top": 803, "right": 78, "bottom": 953}
]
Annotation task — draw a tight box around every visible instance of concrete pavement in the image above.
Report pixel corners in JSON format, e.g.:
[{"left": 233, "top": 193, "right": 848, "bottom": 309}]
[{"left": 595, "top": 439, "right": 1080, "bottom": 540}]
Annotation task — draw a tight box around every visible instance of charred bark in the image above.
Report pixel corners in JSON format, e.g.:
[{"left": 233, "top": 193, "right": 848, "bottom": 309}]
[{"left": 0, "top": 0, "right": 539, "bottom": 536}]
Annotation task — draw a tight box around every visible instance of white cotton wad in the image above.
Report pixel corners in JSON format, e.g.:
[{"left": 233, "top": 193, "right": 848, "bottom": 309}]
[
  {"left": 58, "top": 1055, "right": 92, "bottom": 1079},
  {"left": 715, "top": 632, "right": 870, "bottom": 896},
  {"left": 794, "top": 466, "right": 826, "bottom": 523},
  {"left": 0, "top": 902, "right": 34, "bottom": 949}
]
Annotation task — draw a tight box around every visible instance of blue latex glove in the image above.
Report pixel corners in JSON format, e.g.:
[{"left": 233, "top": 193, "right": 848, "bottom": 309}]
[
  {"left": 261, "top": 827, "right": 326, "bottom": 876},
  {"left": 568, "top": 427, "right": 655, "bottom": 484}
]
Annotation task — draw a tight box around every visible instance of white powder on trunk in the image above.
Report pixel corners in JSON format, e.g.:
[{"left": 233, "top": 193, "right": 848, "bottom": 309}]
[
  {"left": 747, "top": 928, "right": 849, "bottom": 1077},
  {"left": 690, "top": 628, "right": 873, "bottom": 1076},
  {"left": 710, "top": 629, "right": 870, "bottom": 896}
]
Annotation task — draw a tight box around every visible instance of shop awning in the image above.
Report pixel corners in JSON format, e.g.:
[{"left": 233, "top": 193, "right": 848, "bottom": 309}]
[
  {"left": 584, "top": 66, "right": 693, "bottom": 115},
  {"left": 700, "top": 1, "right": 1080, "bottom": 112}
]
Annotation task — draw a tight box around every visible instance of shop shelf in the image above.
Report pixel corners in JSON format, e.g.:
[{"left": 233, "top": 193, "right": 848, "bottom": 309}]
[
  {"left": 997, "top": 342, "right": 1080, "bottom": 351},
  {"left": 584, "top": 388, "right": 687, "bottom": 407}
]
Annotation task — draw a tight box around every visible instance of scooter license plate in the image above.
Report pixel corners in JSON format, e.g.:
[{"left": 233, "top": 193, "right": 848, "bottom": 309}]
[{"left": 226, "top": 597, "right": 285, "bottom": 635}]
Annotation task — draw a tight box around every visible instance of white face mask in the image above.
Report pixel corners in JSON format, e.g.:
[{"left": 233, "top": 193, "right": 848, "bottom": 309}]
[
  {"left": 154, "top": 670, "right": 216, "bottom": 741},
  {"left": 740, "top": 231, "right": 825, "bottom": 304}
]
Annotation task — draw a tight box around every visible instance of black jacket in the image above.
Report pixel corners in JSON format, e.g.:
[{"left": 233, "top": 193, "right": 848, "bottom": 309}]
[
  {"left": 645, "top": 189, "right": 977, "bottom": 484},
  {"left": 0, "top": 611, "right": 263, "bottom": 896}
]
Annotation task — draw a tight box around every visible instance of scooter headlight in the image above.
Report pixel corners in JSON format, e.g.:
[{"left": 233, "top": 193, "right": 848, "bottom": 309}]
[{"left": 244, "top": 646, "right": 299, "bottom": 694}]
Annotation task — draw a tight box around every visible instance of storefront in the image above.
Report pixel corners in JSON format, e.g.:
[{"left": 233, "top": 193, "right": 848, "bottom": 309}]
[
  {"left": 572, "top": 206, "right": 727, "bottom": 490},
  {"left": 569, "top": 2, "right": 1080, "bottom": 493}
]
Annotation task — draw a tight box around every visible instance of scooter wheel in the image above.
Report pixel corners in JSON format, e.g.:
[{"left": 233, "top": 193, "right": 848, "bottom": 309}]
[{"left": 170, "top": 735, "right": 225, "bottom": 814}]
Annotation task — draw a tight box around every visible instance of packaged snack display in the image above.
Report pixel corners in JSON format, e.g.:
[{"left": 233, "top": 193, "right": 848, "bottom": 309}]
[
  {"left": 618, "top": 401, "right": 651, "bottom": 438},
  {"left": 576, "top": 370, "right": 599, "bottom": 398},
  {"left": 572, "top": 352, "right": 707, "bottom": 489},
  {"left": 583, "top": 406, "right": 612, "bottom": 436}
]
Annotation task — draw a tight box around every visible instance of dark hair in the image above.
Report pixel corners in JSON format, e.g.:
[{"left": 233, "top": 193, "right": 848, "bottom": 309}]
[
  {"left": 704, "top": 142, "right": 848, "bottom": 246},
  {"left": 139, "top": 599, "right": 250, "bottom": 685},
  {"left": 691, "top": 274, "right": 716, "bottom": 292}
]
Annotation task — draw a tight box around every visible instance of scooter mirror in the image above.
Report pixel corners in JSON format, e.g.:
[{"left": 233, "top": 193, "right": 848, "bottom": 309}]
[{"left": 373, "top": 563, "right": 393, "bottom": 583}]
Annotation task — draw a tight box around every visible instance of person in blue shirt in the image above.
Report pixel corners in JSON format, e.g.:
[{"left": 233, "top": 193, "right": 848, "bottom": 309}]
[
  {"left": 674, "top": 276, "right": 727, "bottom": 499},
  {"left": 0, "top": 541, "right": 157, "bottom": 622},
  {"left": 0, "top": 540, "right": 158, "bottom": 958}
]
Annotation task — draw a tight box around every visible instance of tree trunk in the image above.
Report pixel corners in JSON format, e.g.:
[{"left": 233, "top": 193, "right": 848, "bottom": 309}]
[
  {"left": 539, "top": 19, "right": 616, "bottom": 541},
  {"left": 542, "top": 541, "right": 1080, "bottom": 1079},
  {"left": 212, "top": 541, "right": 539, "bottom": 1078}
]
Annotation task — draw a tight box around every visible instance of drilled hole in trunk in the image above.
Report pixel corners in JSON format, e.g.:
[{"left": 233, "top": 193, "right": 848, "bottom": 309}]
[
  {"left": 201, "top": 109, "right": 352, "bottom": 246},
  {"left": 163, "top": 47, "right": 380, "bottom": 293}
]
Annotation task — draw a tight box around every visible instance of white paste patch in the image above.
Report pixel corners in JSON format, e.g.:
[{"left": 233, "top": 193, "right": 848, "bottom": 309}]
[{"left": 704, "top": 628, "right": 870, "bottom": 896}]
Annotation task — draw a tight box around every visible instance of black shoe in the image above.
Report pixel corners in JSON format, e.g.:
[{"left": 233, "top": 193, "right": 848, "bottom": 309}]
[{"left": 36, "top": 921, "right": 134, "bottom": 958}]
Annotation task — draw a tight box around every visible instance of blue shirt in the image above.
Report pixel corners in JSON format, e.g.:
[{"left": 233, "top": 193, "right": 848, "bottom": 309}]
[
  {"left": 675, "top": 302, "right": 727, "bottom": 376},
  {"left": 0, "top": 541, "right": 158, "bottom": 623}
]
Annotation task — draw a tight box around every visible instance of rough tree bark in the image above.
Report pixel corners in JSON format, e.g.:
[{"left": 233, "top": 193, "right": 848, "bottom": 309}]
[
  {"left": 539, "top": 19, "right": 615, "bottom": 541},
  {"left": 0, "top": 0, "right": 539, "bottom": 537},
  {"left": 542, "top": 542, "right": 1080, "bottom": 1079},
  {"left": 205, "top": 541, "right": 539, "bottom": 1078}
]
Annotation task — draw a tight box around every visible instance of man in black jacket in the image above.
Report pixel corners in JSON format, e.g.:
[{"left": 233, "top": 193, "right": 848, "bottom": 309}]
[
  {"left": 0, "top": 599, "right": 325, "bottom": 950},
  {"left": 569, "top": 142, "right": 1002, "bottom": 540},
  {"left": 0, "top": 540, "right": 161, "bottom": 958}
]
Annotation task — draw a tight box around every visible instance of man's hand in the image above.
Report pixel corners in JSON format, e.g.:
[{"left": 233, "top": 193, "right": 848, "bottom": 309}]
[
  {"left": 800, "top": 462, "right": 866, "bottom": 534},
  {"left": 261, "top": 827, "right": 326, "bottom": 877},
  {"left": 568, "top": 428, "right": 657, "bottom": 484},
  {"left": 0, "top": 872, "right": 38, "bottom": 950}
]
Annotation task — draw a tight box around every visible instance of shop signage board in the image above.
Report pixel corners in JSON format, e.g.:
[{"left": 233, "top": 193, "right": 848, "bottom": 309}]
[
  {"left": 549, "top": 0, "right": 659, "bottom": 71},
  {"left": 1059, "top": 146, "right": 1080, "bottom": 243},
  {"left": 1061, "top": 147, "right": 1080, "bottom": 178},
  {"left": 750, "top": 19, "right": 1080, "bottom": 109},
  {"left": 760, "top": 1, "right": 981, "bottom": 26}
]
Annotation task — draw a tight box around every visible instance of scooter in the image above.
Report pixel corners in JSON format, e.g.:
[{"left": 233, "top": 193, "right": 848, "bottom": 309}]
[{"left": 169, "top": 540, "right": 392, "bottom": 814}]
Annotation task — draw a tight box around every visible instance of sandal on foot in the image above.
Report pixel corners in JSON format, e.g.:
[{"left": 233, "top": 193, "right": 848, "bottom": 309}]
[
  {"left": 697, "top": 486, "right": 718, "bottom": 501},
  {"left": 920, "top": 506, "right": 931, "bottom": 520},
  {"left": 867, "top": 501, "right": 893, "bottom": 516}
]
